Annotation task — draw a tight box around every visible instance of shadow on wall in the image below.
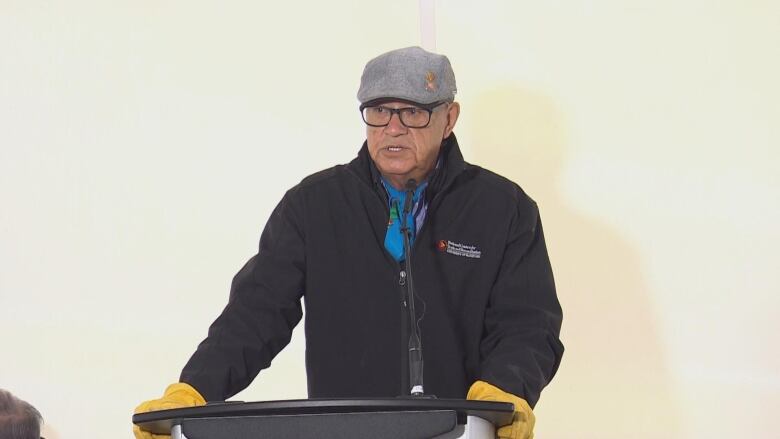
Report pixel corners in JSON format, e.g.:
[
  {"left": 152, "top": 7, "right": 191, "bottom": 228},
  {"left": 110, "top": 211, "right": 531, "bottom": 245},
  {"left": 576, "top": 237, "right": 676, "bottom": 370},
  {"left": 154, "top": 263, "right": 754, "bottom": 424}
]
[{"left": 467, "top": 86, "right": 682, "bottom": 438}]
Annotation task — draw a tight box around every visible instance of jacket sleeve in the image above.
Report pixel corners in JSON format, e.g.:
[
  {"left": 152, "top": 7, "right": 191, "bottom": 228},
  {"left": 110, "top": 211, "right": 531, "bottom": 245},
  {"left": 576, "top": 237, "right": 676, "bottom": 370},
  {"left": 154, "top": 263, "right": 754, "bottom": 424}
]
[
  {"left": 179, "top": 189, "right": 306, "bottom": 401},
  {"left": 478, "top": 200, "right": 563, "bottom": 408}
]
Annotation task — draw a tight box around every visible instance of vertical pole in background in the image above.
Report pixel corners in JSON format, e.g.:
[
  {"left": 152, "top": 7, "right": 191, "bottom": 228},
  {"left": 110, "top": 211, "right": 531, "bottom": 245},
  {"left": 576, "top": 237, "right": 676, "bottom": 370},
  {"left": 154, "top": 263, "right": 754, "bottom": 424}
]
[{"left": 419, "top": 0, "right": 436, "bottom": 52}]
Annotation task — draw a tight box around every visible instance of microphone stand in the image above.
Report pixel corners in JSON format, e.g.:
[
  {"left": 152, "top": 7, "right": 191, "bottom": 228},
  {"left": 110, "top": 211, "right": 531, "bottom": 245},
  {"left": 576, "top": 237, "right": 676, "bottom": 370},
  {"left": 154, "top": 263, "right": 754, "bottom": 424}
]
[{"left": 401, "top": 179, "right": 425, "bottom": 397}]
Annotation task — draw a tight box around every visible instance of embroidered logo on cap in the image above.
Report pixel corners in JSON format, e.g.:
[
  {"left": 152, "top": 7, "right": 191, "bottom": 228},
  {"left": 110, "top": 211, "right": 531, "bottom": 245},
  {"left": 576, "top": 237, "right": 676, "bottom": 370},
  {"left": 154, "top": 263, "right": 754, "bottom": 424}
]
[
  {"left": 436, "top": 239, "right": 482, "bottom": 259},
  {"left": 425, "top": 71, "right": 437, "bottom": 92}
]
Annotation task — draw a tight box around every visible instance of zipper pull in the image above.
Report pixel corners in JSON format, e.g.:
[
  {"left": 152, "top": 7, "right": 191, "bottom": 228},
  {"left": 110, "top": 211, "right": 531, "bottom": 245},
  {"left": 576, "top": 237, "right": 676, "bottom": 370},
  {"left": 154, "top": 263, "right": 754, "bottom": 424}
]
[{"left": 399, "top": 270, "right": 408, "bottom": 307}]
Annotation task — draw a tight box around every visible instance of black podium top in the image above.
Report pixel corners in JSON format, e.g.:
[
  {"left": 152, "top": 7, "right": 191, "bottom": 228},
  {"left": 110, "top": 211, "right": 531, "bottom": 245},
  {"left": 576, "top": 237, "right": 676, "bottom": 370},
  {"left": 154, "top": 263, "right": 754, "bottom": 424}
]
[{"left": 133, "top": 398, "right": 514, "bottom": 435}]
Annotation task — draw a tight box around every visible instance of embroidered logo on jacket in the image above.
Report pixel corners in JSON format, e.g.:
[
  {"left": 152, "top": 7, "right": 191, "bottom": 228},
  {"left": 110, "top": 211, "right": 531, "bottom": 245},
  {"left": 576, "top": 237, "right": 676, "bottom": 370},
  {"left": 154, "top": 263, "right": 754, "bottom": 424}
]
[{"left": 437, "top": 240, "right": 482, "bottom": 259}]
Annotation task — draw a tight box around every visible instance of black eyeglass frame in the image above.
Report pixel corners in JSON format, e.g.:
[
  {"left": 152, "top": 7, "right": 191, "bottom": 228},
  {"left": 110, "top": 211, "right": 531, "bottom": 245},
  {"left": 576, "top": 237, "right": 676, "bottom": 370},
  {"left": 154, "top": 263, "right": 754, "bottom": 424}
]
[{"left": 359, "top": 100, "right": 449, "bottom": 129}]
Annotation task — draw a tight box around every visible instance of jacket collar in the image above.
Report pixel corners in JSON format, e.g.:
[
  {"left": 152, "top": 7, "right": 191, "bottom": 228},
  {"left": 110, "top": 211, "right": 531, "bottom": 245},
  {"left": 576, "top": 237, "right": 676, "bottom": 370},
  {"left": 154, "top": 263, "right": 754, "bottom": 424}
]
[{"left": 349, "top": 133, "right": 466, "bottom": 201}]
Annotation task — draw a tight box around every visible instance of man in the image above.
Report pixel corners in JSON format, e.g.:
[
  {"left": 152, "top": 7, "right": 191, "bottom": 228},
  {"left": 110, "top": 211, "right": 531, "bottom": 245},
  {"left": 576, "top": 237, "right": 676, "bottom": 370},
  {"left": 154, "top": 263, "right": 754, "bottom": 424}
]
[
  {"left": 135, "top": 47, "right": 563, "bottom": 439},
  {"left": 0, "top": 389, "right": 44, "bottom": 439}
]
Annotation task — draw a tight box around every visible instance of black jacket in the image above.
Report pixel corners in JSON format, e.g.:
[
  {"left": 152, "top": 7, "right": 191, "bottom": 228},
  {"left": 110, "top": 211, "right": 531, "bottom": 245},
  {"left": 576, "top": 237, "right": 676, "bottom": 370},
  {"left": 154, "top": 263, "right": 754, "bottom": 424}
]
[{"left": 180, "top": 134, "right": 563, "bottom": 407}]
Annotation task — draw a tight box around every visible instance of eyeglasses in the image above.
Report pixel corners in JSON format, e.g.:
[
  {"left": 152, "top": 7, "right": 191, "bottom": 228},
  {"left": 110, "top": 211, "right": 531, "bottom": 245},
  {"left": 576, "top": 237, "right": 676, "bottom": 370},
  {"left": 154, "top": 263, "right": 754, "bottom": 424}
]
[{"left": 360, "top": 102, "right": 447, "bottom": 128}]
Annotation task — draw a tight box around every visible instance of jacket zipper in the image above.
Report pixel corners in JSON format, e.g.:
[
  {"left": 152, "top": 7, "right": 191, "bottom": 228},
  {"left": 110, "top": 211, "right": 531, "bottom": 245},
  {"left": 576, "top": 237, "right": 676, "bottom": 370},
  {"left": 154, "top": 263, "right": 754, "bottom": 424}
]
[{"left": 398, "top": 264, "right": 410, "bottom": 395}]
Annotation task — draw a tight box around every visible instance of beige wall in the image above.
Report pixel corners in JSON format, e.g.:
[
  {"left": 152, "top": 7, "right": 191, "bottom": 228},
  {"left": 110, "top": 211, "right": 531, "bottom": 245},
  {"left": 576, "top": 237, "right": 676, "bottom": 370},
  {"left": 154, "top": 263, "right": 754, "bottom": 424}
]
[{"left": 1, "top": 1, "right": 777, "bottom": 438}]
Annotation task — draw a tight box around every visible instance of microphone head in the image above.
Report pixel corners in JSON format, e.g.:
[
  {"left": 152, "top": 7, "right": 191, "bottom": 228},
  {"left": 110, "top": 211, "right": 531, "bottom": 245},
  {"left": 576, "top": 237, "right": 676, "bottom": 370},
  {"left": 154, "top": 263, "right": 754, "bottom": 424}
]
[{"left": 402, "top": 179, "right": 418, "bottom": 214}]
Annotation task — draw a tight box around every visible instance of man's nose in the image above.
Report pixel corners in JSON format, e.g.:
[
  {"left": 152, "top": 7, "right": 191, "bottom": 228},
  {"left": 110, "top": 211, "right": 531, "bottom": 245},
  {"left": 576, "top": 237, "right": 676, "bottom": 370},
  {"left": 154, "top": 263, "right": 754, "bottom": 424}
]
[{"left": 384, "top": 112, "right": 407, "bottom": 135}]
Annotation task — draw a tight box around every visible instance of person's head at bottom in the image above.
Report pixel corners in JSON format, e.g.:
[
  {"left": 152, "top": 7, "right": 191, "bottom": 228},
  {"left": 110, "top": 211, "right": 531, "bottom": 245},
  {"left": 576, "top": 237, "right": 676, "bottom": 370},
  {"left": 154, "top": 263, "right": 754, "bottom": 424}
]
[{"left": 0, "top": 389, "right": 44, "bottom": 439}]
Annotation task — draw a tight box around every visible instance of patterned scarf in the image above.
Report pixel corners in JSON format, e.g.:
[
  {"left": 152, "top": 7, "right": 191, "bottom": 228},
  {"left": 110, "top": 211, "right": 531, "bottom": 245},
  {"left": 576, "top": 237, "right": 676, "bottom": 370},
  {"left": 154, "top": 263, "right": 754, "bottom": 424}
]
[{"left": 381, "top": 178, "right": 428, "bottom": 262}]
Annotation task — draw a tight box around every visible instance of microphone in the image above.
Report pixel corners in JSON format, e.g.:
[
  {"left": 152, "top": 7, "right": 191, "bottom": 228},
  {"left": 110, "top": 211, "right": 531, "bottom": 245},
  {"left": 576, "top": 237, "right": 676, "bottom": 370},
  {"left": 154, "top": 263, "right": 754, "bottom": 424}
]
[
  {"left": 402, "top": 179, "right": 416, "bottom": 216},
  {"left": 400, "top": 179, "right": 425, "bottom": 397}
]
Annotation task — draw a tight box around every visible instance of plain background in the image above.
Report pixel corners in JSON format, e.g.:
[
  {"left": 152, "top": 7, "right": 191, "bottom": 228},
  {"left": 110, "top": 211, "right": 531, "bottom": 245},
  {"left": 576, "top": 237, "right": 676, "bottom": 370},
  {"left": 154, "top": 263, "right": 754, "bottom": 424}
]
[{"left": 1, "top": 1, "right": 778, "bottom": 437}]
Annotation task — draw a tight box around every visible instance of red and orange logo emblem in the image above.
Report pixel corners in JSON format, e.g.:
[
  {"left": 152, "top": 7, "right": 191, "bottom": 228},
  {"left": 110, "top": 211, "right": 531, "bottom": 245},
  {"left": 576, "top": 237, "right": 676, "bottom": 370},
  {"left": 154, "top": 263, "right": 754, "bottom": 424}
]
[{"left": 425, "top": 71, "right": 437, "bottom": 92}]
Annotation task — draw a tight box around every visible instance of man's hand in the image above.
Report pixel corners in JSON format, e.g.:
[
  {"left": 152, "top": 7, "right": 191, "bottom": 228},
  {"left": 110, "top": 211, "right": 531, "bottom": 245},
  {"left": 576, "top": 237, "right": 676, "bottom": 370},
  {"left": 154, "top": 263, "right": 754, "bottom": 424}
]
[
  {"left": 133, "top": 382, "right": 206, "bottom": 439},
  {"left": 467, "top": 380, "right": 535, "bottom": 439}
]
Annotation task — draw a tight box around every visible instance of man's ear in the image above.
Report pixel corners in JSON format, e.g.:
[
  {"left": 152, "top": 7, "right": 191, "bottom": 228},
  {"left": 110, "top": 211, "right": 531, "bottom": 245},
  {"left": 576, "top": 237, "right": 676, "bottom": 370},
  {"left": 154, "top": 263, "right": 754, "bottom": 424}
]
[{"left": 443, "top": 102, "right": 460, "bottom": 139}]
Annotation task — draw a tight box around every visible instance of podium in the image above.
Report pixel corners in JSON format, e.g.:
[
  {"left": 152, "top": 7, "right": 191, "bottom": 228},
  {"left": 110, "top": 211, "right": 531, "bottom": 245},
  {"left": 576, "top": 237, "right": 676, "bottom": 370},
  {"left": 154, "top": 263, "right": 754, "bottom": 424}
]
[{"left": 132, "top": 398, "right": 514, "bottom": 439}]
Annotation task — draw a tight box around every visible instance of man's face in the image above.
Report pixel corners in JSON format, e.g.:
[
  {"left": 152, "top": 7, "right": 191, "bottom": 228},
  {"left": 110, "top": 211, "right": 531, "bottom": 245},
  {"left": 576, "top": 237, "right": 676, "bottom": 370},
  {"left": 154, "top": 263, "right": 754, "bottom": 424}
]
[{"left": 366, "top": 101, "right": 460, "bottom": 189}]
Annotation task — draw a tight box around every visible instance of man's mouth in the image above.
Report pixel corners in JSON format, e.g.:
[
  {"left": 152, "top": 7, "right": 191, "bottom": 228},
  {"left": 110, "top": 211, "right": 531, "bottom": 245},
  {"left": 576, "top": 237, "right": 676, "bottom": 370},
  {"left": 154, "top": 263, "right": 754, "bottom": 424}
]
[{"left": 385, "top": 145, "right": 406, "bottom": 152}]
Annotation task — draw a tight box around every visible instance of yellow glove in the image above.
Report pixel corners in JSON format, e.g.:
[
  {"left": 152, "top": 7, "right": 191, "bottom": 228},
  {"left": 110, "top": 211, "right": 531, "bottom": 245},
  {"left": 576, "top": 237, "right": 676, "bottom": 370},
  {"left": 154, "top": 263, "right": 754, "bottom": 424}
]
[
  {"left": 467, "top": 380, "right": 535, "bottom": 439},
  {"left": 133, "top": 382, "right": 206, "bottom": 439}
]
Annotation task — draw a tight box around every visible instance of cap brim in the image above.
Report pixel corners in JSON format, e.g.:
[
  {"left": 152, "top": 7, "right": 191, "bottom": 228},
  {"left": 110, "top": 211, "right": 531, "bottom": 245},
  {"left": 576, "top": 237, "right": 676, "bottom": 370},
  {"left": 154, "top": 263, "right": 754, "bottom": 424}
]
[{"left": 360, "top": 97, "right": 447, "bottom": 110}]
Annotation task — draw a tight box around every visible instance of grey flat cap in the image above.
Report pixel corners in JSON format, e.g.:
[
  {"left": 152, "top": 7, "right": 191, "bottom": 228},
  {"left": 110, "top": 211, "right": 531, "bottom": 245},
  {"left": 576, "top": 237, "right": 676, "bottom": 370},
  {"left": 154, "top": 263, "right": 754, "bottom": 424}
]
[{"left": 357, "top": 46, "right": 457, "bottom": 106}]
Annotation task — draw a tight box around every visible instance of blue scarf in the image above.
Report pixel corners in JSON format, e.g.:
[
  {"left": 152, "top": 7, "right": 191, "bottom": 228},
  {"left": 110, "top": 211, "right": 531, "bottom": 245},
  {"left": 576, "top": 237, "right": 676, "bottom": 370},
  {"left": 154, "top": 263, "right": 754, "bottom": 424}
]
[{"left": 382, "top": 179, "right": 428, "bottom": 262}]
